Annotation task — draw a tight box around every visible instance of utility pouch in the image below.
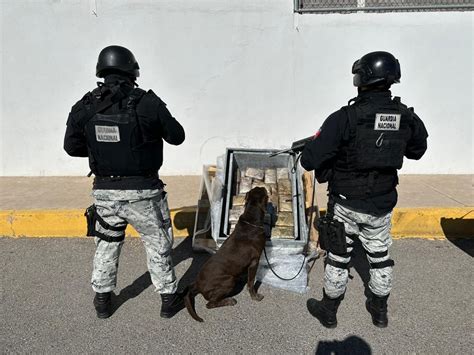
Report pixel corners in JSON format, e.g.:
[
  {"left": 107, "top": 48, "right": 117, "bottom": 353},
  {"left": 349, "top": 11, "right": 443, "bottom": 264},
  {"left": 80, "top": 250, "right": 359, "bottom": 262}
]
[
  {"left": 316, "top": 215, "right": 347, "bottom": 255},
  {"left": 84, "top": 204, "right": 97, "bottom": 237}
]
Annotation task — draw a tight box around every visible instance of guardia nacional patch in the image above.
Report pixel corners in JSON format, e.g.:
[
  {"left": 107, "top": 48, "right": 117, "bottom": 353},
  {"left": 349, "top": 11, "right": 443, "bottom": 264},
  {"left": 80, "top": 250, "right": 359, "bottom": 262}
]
[
  {"left": 95, "top": 125, "right": 120, "bottom": 142},
  {"left": 374, "top": 113, "right": 401, "bottom": 131}
]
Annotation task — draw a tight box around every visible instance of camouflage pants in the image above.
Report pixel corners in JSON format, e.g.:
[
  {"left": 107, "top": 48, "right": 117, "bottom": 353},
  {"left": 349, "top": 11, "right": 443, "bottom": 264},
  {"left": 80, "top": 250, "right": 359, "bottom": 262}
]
[
  {"left": 324, "top": 202, "right": 393, "bottom": 298},
  {"left": 90, "top": 189, "right": 177, "bottom": 294}
]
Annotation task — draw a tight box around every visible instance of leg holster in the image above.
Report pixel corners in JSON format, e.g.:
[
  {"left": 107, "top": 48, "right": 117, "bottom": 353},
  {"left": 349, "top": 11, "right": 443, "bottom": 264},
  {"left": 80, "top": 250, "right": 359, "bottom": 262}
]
[
  {"left": 316, "top": 200, "right": 347, "bottom": 255},
  {"left": 85, "top": 205, "right": 98, "bottom": 237},
  {"left": 84, "top": 204, "right": 127, "bottom": 242}
]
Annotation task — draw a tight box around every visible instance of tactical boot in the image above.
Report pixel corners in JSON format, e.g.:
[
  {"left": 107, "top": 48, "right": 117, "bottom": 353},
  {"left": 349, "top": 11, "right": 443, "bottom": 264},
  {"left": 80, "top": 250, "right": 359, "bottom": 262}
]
[
  {"left": 366, "top": 292, "right": 389, "bottom": 328},
  {"left": 160, "top": 292, "right": 185, "bottom": 318},
  {"left": 93, "top": 292, "right": 112, "bottom": 319},
  {"left": 307, "top": 289, "right": 344, "bottom": 328}
]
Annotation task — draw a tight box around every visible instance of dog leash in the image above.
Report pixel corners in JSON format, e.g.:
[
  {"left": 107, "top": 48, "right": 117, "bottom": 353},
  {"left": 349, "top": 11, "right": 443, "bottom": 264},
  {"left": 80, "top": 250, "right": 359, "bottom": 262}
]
[
  {"left": 262, "top": 161, "right": 319, "bottom": 282},
  {"left": 263, "top": 247, "right": 306, "bottom": 281},
  {"left": 237, "top": 206, "right": 307, "bottom": 281},
  {"left": 240, "top": 213, "right": 308, "bottom": 281}
]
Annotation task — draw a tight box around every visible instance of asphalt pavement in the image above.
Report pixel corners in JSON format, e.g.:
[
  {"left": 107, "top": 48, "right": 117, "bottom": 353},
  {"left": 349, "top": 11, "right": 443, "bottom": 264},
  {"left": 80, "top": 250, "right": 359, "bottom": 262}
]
[{"left": 1, "top": 237, "right": 472, "bottom": 354}]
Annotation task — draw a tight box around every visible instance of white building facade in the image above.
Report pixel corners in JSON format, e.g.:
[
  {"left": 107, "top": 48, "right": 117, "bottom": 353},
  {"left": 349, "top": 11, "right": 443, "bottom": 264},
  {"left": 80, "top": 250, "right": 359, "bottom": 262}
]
[{"left": 1, "top": 0, "right": 472, "bottom": 175}]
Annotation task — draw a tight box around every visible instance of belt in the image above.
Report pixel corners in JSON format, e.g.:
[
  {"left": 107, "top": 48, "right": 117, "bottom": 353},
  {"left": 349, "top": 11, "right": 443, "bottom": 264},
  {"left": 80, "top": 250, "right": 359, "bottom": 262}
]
[{"left": 95, "top": 174, "right": 158, "bottom": 181}]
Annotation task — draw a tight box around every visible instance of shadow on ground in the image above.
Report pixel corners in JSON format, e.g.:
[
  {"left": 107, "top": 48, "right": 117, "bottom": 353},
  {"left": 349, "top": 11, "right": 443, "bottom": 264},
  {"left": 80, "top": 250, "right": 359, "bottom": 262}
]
[
  {"left": 108, "top": 237, "right": 212, "bottom": 316},
  {"left": 173, "top": 206, "right": 197, "bottom": 239},
  {"left": 171, "top": 236, "right": 248, "bottom": 296},
  {"left": 107, "top": 206, "right": 199, "bottom": 315},
  {"left": 111, "top": 272, "right": 153, "bottom": 315},
  {"left": 106, "top": 207, "right": 250, "bottom": 315},
  {"left": 171, "top": 236, "right": 210, "bottom": 291},
  {"left": 315, "top": 335, "right": 372, "bottom": 354},
  {"left": 440, "top": 216, "right": 474, "bottom": 257},
  {"left": 172, "top": 207, "right": 248, "bottom": 294},
  {"left": 172, "top": 207, "right": 212, "bottom": 290},
  {"left": 350, "top": 238, "right": 371, "bottom": 298}
]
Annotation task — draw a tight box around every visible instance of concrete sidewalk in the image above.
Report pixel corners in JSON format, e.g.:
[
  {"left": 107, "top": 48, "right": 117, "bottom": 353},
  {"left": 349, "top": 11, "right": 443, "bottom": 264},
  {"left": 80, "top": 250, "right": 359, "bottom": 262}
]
[{"left": 0, "top": 175, "right": 473, "bottom": 239}]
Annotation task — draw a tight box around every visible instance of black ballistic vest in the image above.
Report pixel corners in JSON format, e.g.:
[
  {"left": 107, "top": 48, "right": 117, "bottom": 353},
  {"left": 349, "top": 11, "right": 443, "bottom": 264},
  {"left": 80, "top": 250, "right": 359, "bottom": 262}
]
[
  {"left": 84, "top": 87, "right": 161, "bottom": 176},
  {"left": 330, "top": 96, "right": 413, "bottom": 199}
]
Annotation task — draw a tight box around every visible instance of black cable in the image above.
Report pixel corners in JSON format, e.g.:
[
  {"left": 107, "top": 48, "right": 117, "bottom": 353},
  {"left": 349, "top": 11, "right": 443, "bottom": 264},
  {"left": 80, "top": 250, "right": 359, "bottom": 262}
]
[
  {"left": 291, "top": 153, "right": 302, "bottom": 174},
  {"left": 263, "top": 247, "right": 306, "bottom": 281},
  {"left": 262, "top": 157, "right": 318, "bottom": 281}
]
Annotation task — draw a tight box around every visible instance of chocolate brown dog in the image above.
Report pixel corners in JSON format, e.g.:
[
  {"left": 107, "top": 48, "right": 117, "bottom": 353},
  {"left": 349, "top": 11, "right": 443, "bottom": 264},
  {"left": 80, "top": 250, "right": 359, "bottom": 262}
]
[{"left": 184, "top": 186, "right": 268, "bottom": 322}]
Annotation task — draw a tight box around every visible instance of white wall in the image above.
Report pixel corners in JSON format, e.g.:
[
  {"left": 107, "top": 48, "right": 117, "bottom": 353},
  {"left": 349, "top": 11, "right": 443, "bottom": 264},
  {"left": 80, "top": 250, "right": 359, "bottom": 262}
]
[{"left": 1, "top": 0, "right": 472, "bottom": 176}]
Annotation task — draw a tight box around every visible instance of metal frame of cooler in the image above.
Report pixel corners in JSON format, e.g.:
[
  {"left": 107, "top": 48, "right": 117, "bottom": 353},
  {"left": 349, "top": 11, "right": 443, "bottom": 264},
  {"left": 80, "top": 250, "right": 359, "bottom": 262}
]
[
  {"left": 218, "top": 148, "right": 308, "bottom": 253},
  {"left": 192, "top": 165, "right": 218, "bottom": 254}
]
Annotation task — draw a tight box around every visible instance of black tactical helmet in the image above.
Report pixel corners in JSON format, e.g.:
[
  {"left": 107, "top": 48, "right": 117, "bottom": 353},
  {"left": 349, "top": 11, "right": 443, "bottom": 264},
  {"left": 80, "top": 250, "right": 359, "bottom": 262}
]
[
  {"left": 96, "top": 45, "right": 140, "bottom": 78},
  {"left": 352, "top": 51, "right": 401, "bottom": 87}
]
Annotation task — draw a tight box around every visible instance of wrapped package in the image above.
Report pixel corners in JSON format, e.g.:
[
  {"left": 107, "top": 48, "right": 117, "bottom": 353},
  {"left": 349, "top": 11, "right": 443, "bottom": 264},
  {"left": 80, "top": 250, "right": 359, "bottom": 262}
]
[
  {"left": 229, "top": 206, "right": 245, "bottom": 223},
  {"left": 271, "top": 227, "right": 294, "bottom": 239},
  {"left": 239, "top": 177, "right": 252, "bottom": 194},
  {"left": 267, "top": 183, "right": 277, "bottom": 195},
  {"left": 264, "top": 169, "right": 277, "bottom": 184},
  {"left": 232, "top": 195, "right": 246, "bottom": 207},
  {"left": 245, "top": 167, "right": 265, "bottom": 181},
  {"left": 277, "top": 168, "right": 289, "bottom": 180},
  {"left": 277, "top": 179, "right": 292, "bottom": 195},
  {"left": 279, "top": 198, "right": 293, "bottom": 212},
  {"left": 275, "top": 211, "right": 294, "bottom": 227},
  {"left": 269, "top": 194, "right": 279, "bottom": 210}
]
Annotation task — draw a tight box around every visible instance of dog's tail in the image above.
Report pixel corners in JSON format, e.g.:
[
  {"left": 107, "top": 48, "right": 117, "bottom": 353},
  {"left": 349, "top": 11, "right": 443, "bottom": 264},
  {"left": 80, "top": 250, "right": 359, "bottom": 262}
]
[{"left": 184, "top": 284, "right": 203, "bottom": 322}]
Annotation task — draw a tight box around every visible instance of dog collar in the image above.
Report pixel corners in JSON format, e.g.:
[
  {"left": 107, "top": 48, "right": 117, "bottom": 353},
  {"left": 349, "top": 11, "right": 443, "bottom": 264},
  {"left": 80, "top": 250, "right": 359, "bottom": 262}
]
[{"left": 240, "top": 220, "right": 265, "bottom": 229}]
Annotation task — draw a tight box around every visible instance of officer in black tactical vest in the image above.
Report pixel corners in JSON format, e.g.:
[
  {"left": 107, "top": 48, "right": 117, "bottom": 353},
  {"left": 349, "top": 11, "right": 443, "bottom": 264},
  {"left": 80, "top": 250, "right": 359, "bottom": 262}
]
[
  {"left": 301, "top": 51, "right": 428, "bottom": 328},
  {"left": 64, "top": 45, "right": 186, "bottom": 319}
]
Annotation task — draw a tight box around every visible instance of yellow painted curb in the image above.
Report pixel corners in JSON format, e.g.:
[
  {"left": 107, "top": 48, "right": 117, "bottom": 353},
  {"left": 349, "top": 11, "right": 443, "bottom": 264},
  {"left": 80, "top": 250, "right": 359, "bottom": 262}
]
[
  {"left": 390, "top": 207, "right": 473, "bottom": 239},
  {"left": 0, "top": 207, "right": 472, "bottom": 239},
  {"left": 0, "top": 207, "right": 195, "bottom": 238}
]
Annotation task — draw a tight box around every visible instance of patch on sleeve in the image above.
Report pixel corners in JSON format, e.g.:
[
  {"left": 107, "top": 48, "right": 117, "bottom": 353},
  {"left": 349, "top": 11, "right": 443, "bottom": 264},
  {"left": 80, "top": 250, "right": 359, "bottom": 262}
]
[
  {"left": 95, "top": 126, "right": 120, "bottom": 142},
  {"left": 374, "top": 113, "right": 401, "bottom": 131}
]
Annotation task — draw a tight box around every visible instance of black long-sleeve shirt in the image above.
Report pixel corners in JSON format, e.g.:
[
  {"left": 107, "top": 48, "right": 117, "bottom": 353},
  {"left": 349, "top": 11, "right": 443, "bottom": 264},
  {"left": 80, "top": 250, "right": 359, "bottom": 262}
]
[
  {"left": 64, "top": 75, "right": 185, "bottom": 189},
  {"left": 301, "top": 90, "right": 428, "bottom": 214}
]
